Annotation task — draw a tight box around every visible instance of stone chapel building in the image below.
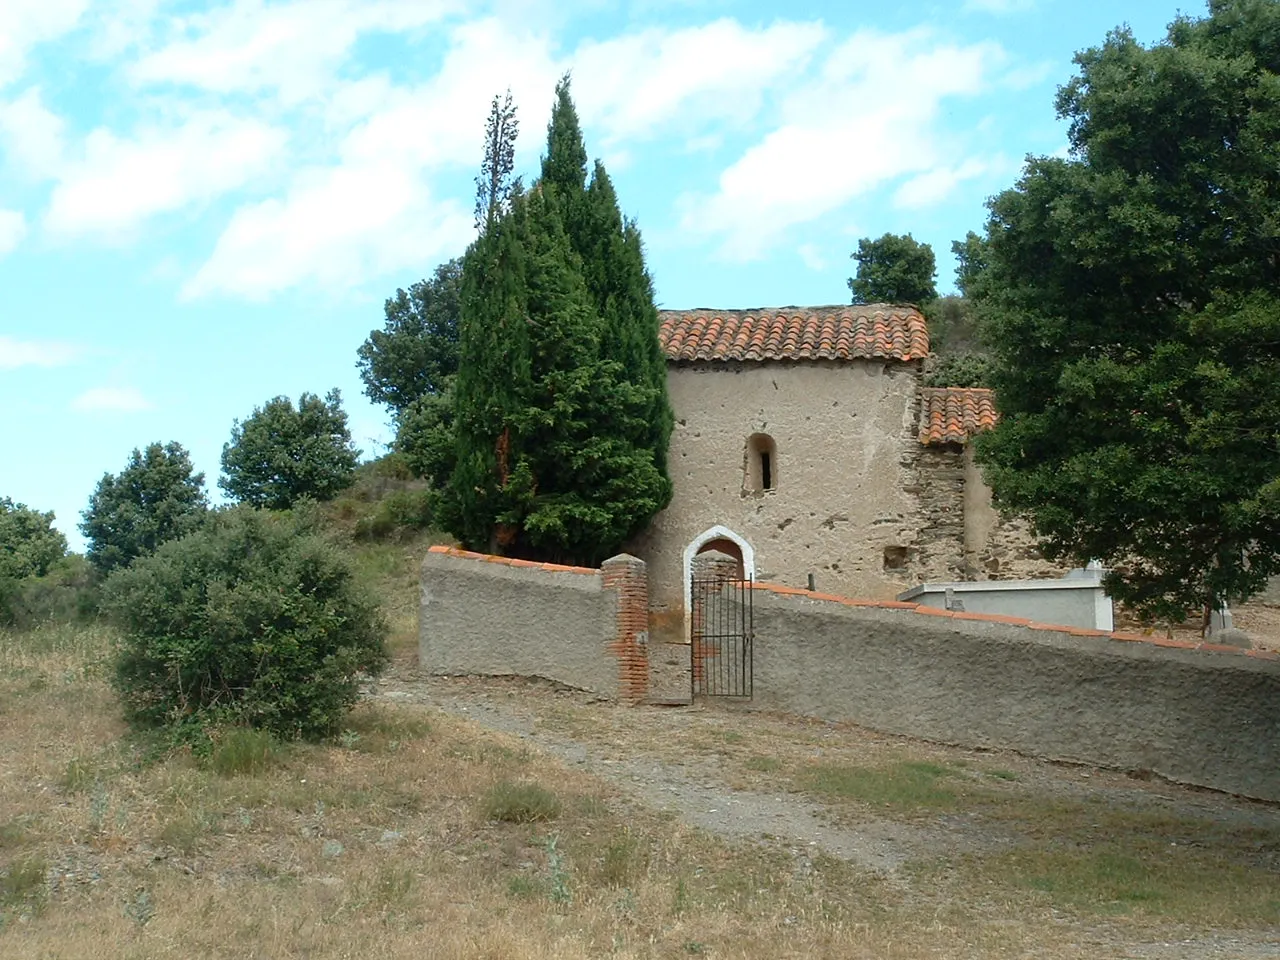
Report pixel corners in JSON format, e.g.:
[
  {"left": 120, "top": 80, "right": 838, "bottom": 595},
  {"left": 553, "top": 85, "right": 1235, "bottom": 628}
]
[{"left": 629, "top": 305, "right": 1061, "bottom": 639}]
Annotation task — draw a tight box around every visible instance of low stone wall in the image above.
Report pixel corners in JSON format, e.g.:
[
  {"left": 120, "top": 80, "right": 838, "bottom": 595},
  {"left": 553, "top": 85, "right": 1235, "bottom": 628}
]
[
  {"left": 419, "top": 547, "right": 648, "bottom": 702},
  {"left": 748, "top": 584, "right": 1280, "bottom": 802}
]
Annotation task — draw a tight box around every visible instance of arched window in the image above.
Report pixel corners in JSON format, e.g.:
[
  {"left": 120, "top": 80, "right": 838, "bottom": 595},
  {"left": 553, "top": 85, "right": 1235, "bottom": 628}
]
[{"left": 744, "top": 433, "right": 778, "bottom": 493}]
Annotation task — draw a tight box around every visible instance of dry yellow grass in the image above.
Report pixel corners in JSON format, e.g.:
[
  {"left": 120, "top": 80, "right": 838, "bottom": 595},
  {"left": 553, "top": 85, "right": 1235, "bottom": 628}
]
[{"left": 2, "top": 536, "right": 1278, "bottom": 959}]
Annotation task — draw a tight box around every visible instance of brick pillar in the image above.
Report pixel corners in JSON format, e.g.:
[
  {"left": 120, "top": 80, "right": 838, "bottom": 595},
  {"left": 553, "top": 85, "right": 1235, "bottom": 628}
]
[{"left": 601, "top": 554, "right": 649, "bottom": 705}]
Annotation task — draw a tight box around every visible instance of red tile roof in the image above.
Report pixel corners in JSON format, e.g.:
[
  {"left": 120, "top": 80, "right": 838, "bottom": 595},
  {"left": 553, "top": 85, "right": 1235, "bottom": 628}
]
[
  {"left": 658, "top": 305, "right": 929, "bottom": 363},
  {"left": 919, "top": 387, "right": 998, "bottom": 446}
]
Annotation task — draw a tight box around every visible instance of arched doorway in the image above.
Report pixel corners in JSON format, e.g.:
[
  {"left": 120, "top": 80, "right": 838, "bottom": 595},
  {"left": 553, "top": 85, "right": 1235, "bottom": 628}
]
[
  {"left": 682, "top": 525, "right": 754, "bottom": 626},
  {"left": 683, "top": 526, "right": 755, "bottom": 699}
]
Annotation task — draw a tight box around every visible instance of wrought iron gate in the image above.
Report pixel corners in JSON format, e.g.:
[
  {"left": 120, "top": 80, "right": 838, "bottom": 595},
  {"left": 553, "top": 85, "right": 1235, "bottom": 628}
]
[{"left": 690, "top": 577, "right": 753, "bottom": 698}]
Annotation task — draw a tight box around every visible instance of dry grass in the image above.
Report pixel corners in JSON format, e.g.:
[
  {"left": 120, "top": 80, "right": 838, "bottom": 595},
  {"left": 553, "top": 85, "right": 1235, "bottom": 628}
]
[{"left": 2, "top": 539, "right": 1278, "bottom": 958}]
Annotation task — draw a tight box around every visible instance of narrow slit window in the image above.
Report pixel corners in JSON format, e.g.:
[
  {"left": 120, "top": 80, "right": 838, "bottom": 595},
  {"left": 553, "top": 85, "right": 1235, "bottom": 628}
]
[{"left": 744, "top": 433, "right": 778, "bottom": 493}]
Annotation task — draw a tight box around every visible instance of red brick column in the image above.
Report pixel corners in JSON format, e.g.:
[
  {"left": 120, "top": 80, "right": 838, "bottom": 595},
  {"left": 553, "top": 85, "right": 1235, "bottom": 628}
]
[{"left": 601, "top": 554, "right": 649, "bottom": 704}]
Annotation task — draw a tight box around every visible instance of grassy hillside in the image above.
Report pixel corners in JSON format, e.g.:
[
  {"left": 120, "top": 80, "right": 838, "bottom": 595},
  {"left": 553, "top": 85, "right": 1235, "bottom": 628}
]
[{"left": 1, "top": 466, "right": 1277, "bottom": 958}]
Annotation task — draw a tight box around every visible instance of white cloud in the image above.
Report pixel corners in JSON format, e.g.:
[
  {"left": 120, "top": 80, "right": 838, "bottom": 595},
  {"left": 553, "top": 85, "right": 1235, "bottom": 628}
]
[
  {"left": 0, "top": 86, "right": 66, "bottom": 176},
  {"left": 894, "top": 157, "right": 994, "bottom": 209},
  {"left": 0, "top": 0, "right": 89, "bottom": 89},
  {"left": 45, "top": 112, "right": 288, "bottom": 242},
  {"left": 336, "top": 18, "right": 562, "bottom": 172},
  {"left": 70, "top": 386, "right": 153, "bottom": 413},
  {"left": 679, "top": 28, "right": 1004, "bottom": 260},
  {"left": 0, "top": 334, "right": 81, "bottom": 369},
  {"left": 0, "top": 209, "right": 26, "bottom": 256},
  {"left": 570, "top": 19, "right": 826, "bottom": 144},
  {"left": 184, "top": 14, "right": 840, "bottom": 300},
  {"left": 129, "top": 0, "right": 459, "bottom": 105},
  {"left": 183, "top": 161, "right": 473, "bottom": 300},
  {"left": 796, "top": 243, "right": 828, "bottom": 271},
  {"left": 186, "top": 17, "right": 558, "bottom": 299}
]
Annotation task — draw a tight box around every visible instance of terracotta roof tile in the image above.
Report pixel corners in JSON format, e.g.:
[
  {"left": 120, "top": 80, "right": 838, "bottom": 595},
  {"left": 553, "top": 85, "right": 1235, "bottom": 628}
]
[
  {"left": 919, "top": 387, "right": 998, "bottom": 446},
  {"left": 658, "top": 305, "right": 930, "bottom": 363}
]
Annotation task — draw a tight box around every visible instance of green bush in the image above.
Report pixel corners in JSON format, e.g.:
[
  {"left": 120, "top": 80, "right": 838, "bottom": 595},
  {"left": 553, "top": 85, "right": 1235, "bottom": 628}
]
[
  {"left": 923, "top": 352, "right": 994, "bottom": 388},
  {"left": 353, "top": 488, "right": 435, "bottom": 542},
  {"left": 0, "top": 556, "right": 100, "bottom": 629},
  {"left": 104, "top": 506, "right": 387, "bottom": 740}
]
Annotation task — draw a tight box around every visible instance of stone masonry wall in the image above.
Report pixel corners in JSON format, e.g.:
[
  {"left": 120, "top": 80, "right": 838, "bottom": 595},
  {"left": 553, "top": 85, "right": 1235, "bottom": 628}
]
[
  {"left": 900, "top": 442, "right": 967, "bottom": 584},
  {"left": 628, "top": 359, "right": 926, "bottom": 625},
  {"left": 963, "top": 447, "right": 1068, "bottom": 581}
]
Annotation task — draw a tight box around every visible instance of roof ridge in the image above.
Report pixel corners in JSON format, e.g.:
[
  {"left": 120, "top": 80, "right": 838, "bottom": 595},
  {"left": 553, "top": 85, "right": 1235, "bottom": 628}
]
[{"left": 659, "top": 303, "right": 921, "bottom": 314}]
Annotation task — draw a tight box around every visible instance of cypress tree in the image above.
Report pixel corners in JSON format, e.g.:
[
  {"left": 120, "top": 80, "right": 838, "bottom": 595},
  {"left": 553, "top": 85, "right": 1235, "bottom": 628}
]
[
  {"left": 444, "top": 83, "right": 673, "bottom": 565},
  {"left": 511, "top": 186, "right": 668, "bottom": 564},
  {"left": 540, "top": 75, "right": 675, "bottom": 480},
  {"left": 446, "top": 94, "right": 531, "bottom": 551}
]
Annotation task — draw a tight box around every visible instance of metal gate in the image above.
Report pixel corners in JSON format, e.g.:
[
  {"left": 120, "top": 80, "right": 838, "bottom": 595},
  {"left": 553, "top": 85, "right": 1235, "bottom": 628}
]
[{"left": 690, "top": 576, "right": 753, "bottom": 698}]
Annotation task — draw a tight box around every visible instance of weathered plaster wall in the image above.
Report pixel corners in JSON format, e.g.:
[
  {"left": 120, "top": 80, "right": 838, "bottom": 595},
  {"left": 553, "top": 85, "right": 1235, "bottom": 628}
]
[
  {"left": 962, "top": 447, "right": 1068, "bottom": 581},
  {"left": 419, "top": 548, "right": 628, "bottom": 699},
  {"left": 629, "top": 360, "right": 925, "bottom": 627},
  {"left": 749, "top": 587, "right": 1280, "bottom": 801}
]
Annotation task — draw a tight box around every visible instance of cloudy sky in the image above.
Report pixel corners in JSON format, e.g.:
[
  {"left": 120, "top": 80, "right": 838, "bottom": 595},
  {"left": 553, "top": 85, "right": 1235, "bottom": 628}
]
[{"left": 2, "top": 0, "right": 1180, "bottom": 549}]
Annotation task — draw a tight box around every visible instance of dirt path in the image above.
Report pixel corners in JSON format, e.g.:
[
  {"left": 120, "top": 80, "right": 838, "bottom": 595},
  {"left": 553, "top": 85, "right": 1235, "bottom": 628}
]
[
  {"left": 370, "top": 670, "right": 1280, "bottom": 959},
  {"left": 376, "top": 674, "right": 972, "bottom": 876},
  {"left": 372, "top": 672, "right": 1277, "bottom": 863}
]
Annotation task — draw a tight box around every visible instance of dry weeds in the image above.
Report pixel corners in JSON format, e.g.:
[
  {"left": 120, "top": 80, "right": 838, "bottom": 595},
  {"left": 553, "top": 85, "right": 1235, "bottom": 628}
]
[{"left": 2, "top": 547, "right": 1278, "bottom": 958}]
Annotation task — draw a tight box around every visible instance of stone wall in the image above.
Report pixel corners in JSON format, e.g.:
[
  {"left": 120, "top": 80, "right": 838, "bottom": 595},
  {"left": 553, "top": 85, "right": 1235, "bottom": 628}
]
[
  {"left": 747, "top": 584, "right": 1280, "bottom": 802},
  {"left": 899, "top": 442, "right": 967, "bottom": 583},
  {"left": 962, "top": 447, "right": 1065, "bottom": 581},
  {"left": 419, "top": 547, "right": 649, "bottom": 702}
]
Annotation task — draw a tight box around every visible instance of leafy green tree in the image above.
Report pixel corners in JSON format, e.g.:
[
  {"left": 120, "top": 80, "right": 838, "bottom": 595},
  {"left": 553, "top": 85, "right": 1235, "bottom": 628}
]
[
  {"left": 396, "top": 377, "right": 458, "bottom": 485},
  {"left": 81, "top": 443, "right": 208, "bottom": 574},
  {"left": 972, "top": 0, "right": 1280, "bottom": 622},
  {"left": 106, "top": 506, "right": 386, "bottom": 739},
  {"left": 951, "top": 231, "right": 989, "bottom": 298},
  {"left": 848, "top": 233, "right": 938, "bottom": 305},
  {"left": 445, "top": 84, "right": 672, "bottom": 564},
  {"left": 924, "top": 353, "right": 994, "bottom": 388},
  {"left": 357, "top": 257, "right": 463, "bottom": 416},
  {"left": 220, "top": 389, "right": 360, "bottom": 510},
  {"left": 0, "top": 498, "right": 66, "bottom": 581}
]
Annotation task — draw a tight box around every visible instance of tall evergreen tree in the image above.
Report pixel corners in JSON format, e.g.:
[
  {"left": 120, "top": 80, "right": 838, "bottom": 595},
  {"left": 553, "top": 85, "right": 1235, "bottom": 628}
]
[
  {"left": 539, "top": 75, "right": 675, "bottom": 478},
  {"left": 510, "top": 187, "right": 668, "bottom": 564},
  {"left": 443, "top": 83, "right": 673, "bottom": 564},
  {"left": 448, "top": 92, "right": 531, "bottom": 550}
]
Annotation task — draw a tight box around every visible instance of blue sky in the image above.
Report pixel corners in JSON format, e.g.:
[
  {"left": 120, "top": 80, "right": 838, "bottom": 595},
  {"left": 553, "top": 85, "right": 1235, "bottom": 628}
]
[{"left": 2, "top": 0, "right": 1184, "bottom": 550}]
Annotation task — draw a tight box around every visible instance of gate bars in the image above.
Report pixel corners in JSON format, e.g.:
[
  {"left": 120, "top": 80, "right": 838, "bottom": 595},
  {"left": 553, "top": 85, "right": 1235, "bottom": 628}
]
[{"left": 690, "top": 577, "right": 754, "bottom": 698}]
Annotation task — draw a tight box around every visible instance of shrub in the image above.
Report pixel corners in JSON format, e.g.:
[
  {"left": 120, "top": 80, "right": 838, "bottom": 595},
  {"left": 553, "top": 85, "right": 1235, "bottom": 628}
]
[
  {"left": 924, "top": 352, "right": 994, "bottom": 389},
  {"left": 353, "top": 488, "right": 435, "bottom": 542},
  {"left": 105, "top": 506, "right": 387, "bottom": 740},
  {"left": 0, "top": 556, "right": 100, "bottom": 629}
]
